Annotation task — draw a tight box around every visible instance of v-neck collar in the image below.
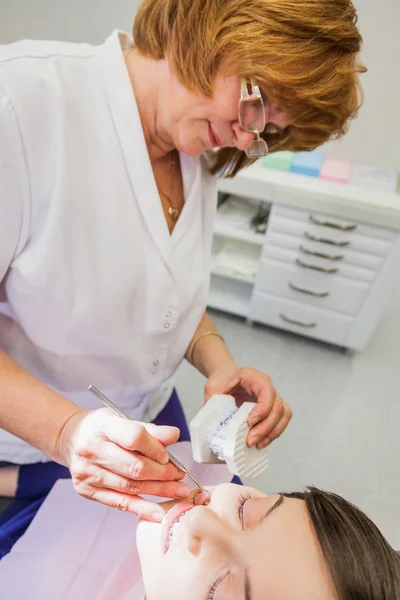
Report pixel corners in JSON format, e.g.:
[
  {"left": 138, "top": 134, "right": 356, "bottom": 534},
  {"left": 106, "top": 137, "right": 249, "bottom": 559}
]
[
  {"left": 170, "top": 150, "right": 201, "bottom": 246},
  {"left": 100, "top": 31, "right": 181, "bottom": 280}
]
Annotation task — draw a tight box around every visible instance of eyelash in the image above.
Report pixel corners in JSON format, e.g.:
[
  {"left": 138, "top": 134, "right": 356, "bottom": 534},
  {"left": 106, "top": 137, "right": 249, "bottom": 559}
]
[
  {"left": 205, "top": 573, "right": 225, "bottom": 600},
  {"left": 236, "top": 491, "right": 252, "bottom": 529}
]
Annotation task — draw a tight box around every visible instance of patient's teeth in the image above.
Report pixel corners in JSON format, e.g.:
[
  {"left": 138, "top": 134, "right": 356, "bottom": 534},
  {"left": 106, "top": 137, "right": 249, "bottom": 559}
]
[{"left": 167, "top": 511, "right": 188, "bottom": 550}]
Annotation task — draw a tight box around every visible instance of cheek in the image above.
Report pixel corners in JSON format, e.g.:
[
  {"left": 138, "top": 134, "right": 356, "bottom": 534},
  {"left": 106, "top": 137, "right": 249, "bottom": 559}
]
[
  {"left": 140, "top": 534, "right": 210, "bottom": 600},
  {"left": 136, "top": 521, "right": 173, "bottom": 599},
  {"left": 213, "top": 74, "right": 241, "bottom": 114},
  {"left": 136, "top": 519, "right": 163, "bottom": 565},
  {"left": 217, "top": 98, "right": 239, "bottom": 122},
  {"left": 176, "top": 121, "right": 209, "bottom": 156}
]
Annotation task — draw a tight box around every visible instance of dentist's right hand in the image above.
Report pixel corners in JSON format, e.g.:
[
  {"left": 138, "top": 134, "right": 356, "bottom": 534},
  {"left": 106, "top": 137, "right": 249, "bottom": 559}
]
[{"left": 55, "top": 408, "right": 191, "bottom": 522}]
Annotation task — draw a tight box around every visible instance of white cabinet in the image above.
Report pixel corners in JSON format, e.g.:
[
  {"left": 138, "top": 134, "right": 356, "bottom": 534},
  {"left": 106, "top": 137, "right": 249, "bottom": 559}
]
[
  {"left": 249, "top": 292, "right": 354, "bottom": 346},
  {"left": 208, "top": 274, "right": 254, "bottom": 318},
  {"left": 209, "top": 167, "right": 400, "bottom": 350},
  {"left": 254, "top": 258, "right": 370, "bottom": 316}
]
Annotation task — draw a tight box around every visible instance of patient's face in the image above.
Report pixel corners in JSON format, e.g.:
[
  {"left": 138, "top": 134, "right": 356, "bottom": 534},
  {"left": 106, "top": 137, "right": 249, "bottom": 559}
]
[{"left": 136, "top": 484, "right": 337, "bottom": 600}]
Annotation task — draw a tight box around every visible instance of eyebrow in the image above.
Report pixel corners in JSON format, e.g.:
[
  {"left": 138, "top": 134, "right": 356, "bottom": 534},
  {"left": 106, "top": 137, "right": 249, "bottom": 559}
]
[
  {"left": 244, "top": 495, "right": 285, "bottom": 600},
  {"left": 260, "top": 493, "right": 285, "bottom": 524}
]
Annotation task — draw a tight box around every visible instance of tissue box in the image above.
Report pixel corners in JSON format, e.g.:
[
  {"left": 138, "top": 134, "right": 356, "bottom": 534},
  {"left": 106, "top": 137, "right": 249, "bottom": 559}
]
[
  {"left": 320, "top": 158, "right": 352, "bottom": 184},
  {"left": 260, "top": 151, "right": 294, "bottom": 171},
  {"left": 350, "top": 164, "right": 398, "bottom": 193},
  {"left": 290, "top": 151, "right": 324, "bottom": 177}
]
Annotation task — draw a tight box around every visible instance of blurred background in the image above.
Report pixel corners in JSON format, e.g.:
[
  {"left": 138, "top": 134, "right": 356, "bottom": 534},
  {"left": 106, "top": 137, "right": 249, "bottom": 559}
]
[{"left": 0, "top": 0, "right": 399, "bottom": 549}]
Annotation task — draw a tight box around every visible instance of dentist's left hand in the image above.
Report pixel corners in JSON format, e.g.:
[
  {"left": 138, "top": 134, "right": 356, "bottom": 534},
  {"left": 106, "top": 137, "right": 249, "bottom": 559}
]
[
  {"left": 56, "top": 408, "right": 190, "bottom": 522},
  {"left": 205, "top": 366, "right": 292, "bottom": 449}
]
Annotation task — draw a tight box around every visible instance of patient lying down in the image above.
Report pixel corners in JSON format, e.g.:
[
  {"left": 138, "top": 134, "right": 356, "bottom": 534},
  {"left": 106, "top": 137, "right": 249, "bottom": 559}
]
[
  {"left": 140, "top": 485, "right": 400, "bottom": 600},
  {"left": 0, "top": 458, "right": 398, "bottom": 599}
]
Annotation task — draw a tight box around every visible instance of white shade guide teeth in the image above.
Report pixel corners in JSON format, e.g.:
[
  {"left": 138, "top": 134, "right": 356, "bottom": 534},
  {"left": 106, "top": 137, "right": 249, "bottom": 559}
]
[
  {"left": 208, "top": 405, "right": 238, "bottom": 460},
  {"left": 189, "top": 394, "right": 268, "bottom": 478}
]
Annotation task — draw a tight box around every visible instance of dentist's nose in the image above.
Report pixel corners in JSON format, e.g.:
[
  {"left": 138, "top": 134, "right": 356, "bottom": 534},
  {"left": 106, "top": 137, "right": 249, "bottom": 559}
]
[{"left": 231, "top": 121, "right": 256, "bottom": 152}]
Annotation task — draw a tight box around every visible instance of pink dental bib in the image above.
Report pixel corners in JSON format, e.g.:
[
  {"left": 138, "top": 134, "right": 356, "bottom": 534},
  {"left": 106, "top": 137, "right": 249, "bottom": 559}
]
[{"left": 0, "top": 442, "right": 232, "bottom": 599}]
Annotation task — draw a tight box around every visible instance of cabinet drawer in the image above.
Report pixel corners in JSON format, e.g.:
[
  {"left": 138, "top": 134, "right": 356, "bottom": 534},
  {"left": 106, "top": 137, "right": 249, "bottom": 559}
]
[
  {"left": 266, "top": 231, "right": 383, "bottom": 272},
  {"left": 249, "top": 292, "right": 354, "bottom": 345},
  {"left": 262, "top": 243, "right": 376, "bottom": 284},
  {"left": 255, "top": 259, "right": 369, "bottom": 315},
  {"left": 273, "top": 204, "right": 397, "bottom": 242},
  {"left": 268, "top": 214, "right": 393, "bottom": 257}
]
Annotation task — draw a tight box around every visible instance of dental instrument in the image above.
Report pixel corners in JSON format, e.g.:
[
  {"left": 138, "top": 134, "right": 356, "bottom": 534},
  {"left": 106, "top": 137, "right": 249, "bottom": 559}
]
[{"left": 88, "top": 385, "right": 209, "bottom": 505}]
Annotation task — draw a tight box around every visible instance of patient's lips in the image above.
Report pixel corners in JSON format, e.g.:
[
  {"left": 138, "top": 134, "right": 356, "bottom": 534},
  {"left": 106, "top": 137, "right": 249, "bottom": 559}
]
[
  {"left": 161, "top": 502, "right": 194, "bottom": 554},
  {"left": 193, "top": 488, "right": 211, "bottom": 506}
]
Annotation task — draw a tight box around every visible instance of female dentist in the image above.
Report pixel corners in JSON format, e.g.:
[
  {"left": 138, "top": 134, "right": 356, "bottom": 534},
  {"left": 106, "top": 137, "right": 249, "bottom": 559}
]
[{"left": 0, "top": 0, "right": 364, "bottom": 554}]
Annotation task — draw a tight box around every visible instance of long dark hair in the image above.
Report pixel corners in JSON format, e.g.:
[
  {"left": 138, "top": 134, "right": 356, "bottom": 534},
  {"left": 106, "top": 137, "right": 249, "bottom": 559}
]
[{"left": 284, "top": 488, "right": 400, "bottom": 599}]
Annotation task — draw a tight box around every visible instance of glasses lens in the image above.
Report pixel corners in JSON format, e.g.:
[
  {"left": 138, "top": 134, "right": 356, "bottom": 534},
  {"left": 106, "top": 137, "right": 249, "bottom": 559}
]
[
  {"left": 239, "top": 97, "right": 265, "bottom": 132},
  {"left": 245, "top": 137, "right": 269, "bottom": 159}
]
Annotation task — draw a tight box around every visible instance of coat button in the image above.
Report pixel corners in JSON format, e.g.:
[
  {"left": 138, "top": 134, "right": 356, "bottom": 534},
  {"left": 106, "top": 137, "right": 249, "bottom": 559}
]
[
  {"left": 152, "top": 368, "right": 158, "bottom": 375},
  {"left": 164, "top": 323, "right": 170, "bottom": 329},
  {"left": 165, "top": 311, "right": 172, "bottom": 318},
  {"left": 153, "top": 360, "right": 159, "bottom": 367}
]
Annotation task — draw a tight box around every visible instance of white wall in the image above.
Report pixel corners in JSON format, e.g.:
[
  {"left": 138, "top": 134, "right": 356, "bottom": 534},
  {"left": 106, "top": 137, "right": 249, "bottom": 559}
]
[
  {"left": 0, "top": 0, "right": 398, "bottom": 171},
  {"left": 0, "top": 0, "right": 141, "bottom": 44},
  {"left": 324, "top": 0, "right": 400, "bottom": 172}
]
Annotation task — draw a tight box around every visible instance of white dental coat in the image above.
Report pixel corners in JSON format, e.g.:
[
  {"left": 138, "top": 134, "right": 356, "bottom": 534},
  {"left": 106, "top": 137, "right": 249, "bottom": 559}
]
[
  {"left": 0, "top": 31, "right": 217, "bottom": 463},
  {"left": 0, "top": 443, "right": 232, "bottom": 599}
]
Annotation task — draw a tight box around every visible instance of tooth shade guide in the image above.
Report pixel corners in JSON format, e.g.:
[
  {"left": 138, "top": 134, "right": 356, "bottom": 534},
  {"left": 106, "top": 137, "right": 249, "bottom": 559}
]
[
  {"left": 208, "top": 405, "right": 238, "bottom": 460},
  {"left": 190, "top": 395, "right": 234, "bottom": 465},
  {"left": 189, "top": 395, "right": 268, "bottom": 479}
]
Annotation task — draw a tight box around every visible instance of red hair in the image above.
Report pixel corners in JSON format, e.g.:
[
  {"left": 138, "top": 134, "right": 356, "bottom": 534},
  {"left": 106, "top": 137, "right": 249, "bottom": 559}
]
[{"left": 134, "top": 0, "right": 366, "bottom": 176}]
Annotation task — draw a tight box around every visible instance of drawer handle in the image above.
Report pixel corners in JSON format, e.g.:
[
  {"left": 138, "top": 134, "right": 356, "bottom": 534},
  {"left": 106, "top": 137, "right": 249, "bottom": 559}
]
[
  {"left": 296, "top": 258, "right": 339, "bottom": 274},
  {"left": 299, "top": 245, "right": 344, "bottom": 261},
  {"left": 309, "top": 215, "right": 357, "bottom": 231},
  {"left": 289, "top": 282, "right": 330, "bottom": 298},
  {"left": 280, "top": 313, "right": 317, "bottom": 328},
  {"left": 304, "top": 232, "right": 350, "bottom": 247}
]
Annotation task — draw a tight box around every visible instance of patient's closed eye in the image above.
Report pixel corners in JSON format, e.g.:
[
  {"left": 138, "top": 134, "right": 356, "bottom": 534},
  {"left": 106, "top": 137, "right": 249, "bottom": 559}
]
[
  {"left": 241, "top": 494, "right": 285, "bottom": 530},
  {"left": 236, "top": 492, "right": 252, "bottom": 529}
]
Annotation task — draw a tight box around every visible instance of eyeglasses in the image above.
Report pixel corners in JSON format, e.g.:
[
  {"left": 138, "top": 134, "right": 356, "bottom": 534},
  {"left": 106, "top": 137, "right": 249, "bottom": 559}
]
[{"left": 239, "top": 79, "right": 269, "bottom": 159}]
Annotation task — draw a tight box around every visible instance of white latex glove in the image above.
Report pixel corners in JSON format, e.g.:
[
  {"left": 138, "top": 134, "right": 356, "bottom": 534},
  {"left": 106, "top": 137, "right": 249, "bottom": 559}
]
[{"left": 56, "top": 408, "right": 190, "bottom": 522}]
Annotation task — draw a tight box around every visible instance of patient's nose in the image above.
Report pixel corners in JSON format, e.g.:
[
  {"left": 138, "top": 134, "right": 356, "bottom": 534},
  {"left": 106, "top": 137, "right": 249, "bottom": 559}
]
[{"left": 185, "top": 505, "right": 234, "bottom": 558}]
